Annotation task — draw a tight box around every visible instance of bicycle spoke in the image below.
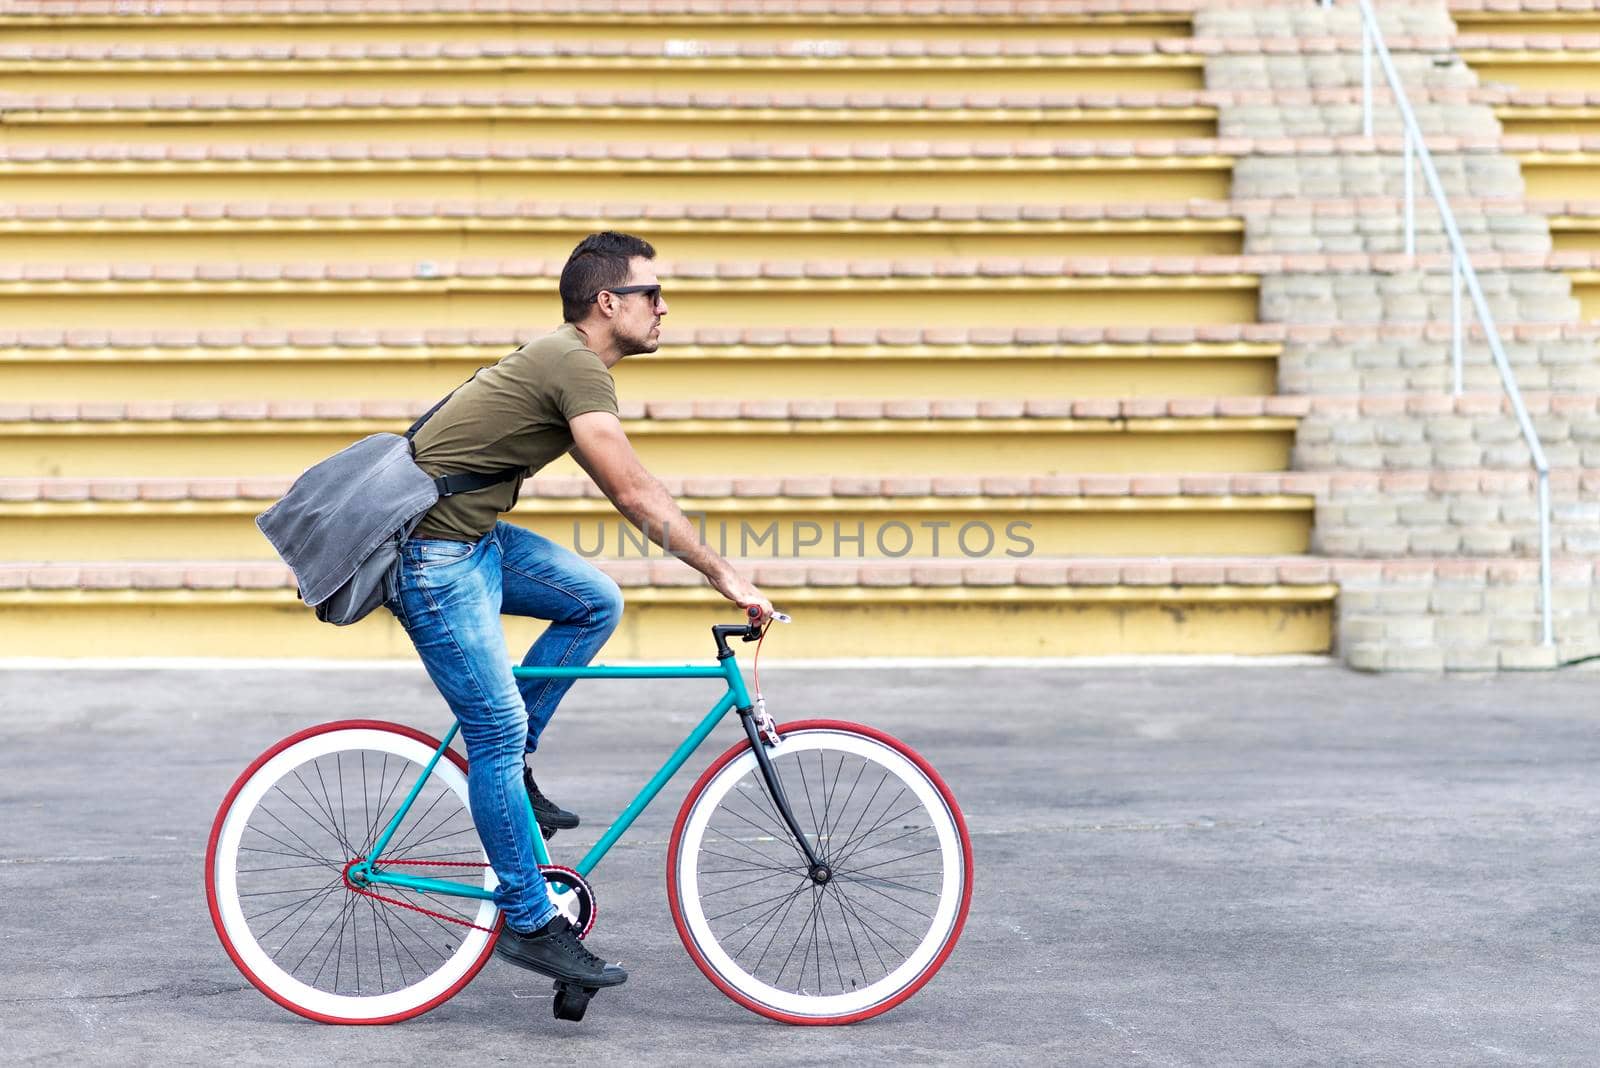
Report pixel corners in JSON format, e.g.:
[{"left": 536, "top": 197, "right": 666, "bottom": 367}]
[
  {"left": 773, "top": 885, "right": 827, "bottom": 988},
  {"left": 728, "top": 881, "right": 813, "bottom": 959},
  {"left": 723, "top": 782, "right": 811, "bottom": 864},
  {"left": 838, "top": 846, "right": 943, "bottom": 877},
  {"left": 829, "top": 880, "right": 928, "bottom": 939},
  {"left": 699, "top": 867, "right": 796, "bottom": 898},
  {"left": 828, "top": 785, "right": 910, "bottom": 868},
  {"left": 832, "top": 802, "right": 927, "bottom": 858},
  {"left": 830, "top": 884, "right": 902, "bottom": 973}
]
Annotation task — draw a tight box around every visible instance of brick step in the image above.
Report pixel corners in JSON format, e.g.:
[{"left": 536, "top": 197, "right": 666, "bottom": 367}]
[
  {"left": 0, "top": 326, "right": 1283, "bottom": 403},
  {"left": 0, "top": 136, "right": 1548, "bottom": 206},
  {"left": 0, "top": 478, "right": 1315, "bottom": 561},
  {"left": 0, "top": 555, "right": 1350, "bottom": 593},
  {"left": 0, "top": 256, "right": 1265, "bottom": 331},
  {"left": 0, "top": 85, "right": 1517, "bottom": 112},
  {"left": 1452, "top": 0, "right": 1600, "bottom": 41},
  {"left": 1337, "top": 555, "right": 1600, "bottom": 670},
  {"left": 0, "top": 89, "right": 1226, "bottom": 144},
  {"left": 1532, "top": 201, "right": 1600, "bottom": 255},
  {"left": 0, "top": 136, "right": 1545, "bottom": 206},
  {"left": 1275, "top": 322, "right": 1600, "bottom": 394},
  {"left": 0, "top": 32, "right": 1480, "bottom": 67},
  {"left": 9, "top": 248, "right": 1578, "bottom": 278},
  {"left": 1292, "top": 391, "right": 1600, "bottom": 473},
  {"left": 0, "top": 0, "right": 1206, "bottom": 50},
  {"left": 6, "top": 250, "right": 1591, "bottom": 333},
  {"left": 0, "top": 399, "right": 1301, "bottom": 479},
  {"left": 1308, "top": 467, "right": 1600, "bottom": 559},
  {"left": 0, "top": 197, "right": 1247, "bottom": 263},
  {"left": 0, "top": 137, "right": 1243, "bottom": 205},
  {"left": 16, "top": 191, "right": 1586, "bottom": 263},
  {"left": 0, "top": 551, "right": 1340, "bottom": 660},
  {"left": 1504, "top": 136, "right": 1600, "bottom": 200}
]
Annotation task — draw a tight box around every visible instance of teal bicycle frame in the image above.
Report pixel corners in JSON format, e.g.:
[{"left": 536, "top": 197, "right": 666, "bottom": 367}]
[{"left": 348, "top": 655, "right": 756, "bottom": 901}]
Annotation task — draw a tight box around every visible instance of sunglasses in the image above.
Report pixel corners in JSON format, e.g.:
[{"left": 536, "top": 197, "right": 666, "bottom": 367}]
[{"left": 588, "top": 284, "right": 662, "bottom": 304}]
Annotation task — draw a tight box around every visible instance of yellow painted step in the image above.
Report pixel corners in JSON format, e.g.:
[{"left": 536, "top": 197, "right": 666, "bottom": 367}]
[
  {"left": 1548, "top": 213, "right": 1600, "bottom": 254},
  {"left": 1454, "top": 12, "right": 1600, "bottom": 37},
  {"left": 1465, "top": 49, "right": 1600, "bottom": 92},
  {"left": 0, "top": 209, "right": 1246, "bottom": 264},
  {"left": 0, "top": 578, "right": 1334, "bottom": 660},
  {"left": 1497, "top": 104, "right": 1600, "bottom": 137},
  {"left": 0, "top": 13, "right": 1195, "bottom": 48},
  {"left": 0, "top": 272, "right": 1261, "bottom": 330},
  {"left": 0, "top": 54, "right": 1207, "bottom": 95},
  {"left": 1563, "top": 267, "right": 1600, "bottom": 316},
  {"left": 0, "top": 104, "right": 1215, "bottom": 145},
  {"left": 0, "top": 414, "right": 1298, "bottom": 479},
  {"left": 0, "top": 152, "right": 1236, "bottom": 205},
  {"left": 0, "top": 494, "right": 1314, "bottom": 561},
  {"left": 1508, "top": 149, "right": 1600, "bottom": 200},
  {"left": 0, "top": 338, "right": 1281, "bottom": 403}
]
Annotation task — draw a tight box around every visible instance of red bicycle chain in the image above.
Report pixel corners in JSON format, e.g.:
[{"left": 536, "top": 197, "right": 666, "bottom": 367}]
[{"left": 341, "top": 858, "right": 498, "bottom": 933}]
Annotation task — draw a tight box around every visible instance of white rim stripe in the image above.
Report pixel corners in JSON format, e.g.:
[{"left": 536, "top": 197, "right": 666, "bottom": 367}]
[
  {"left": 213, "top": 728, "right": 498, "bottom": 1021},
  {"left": 677, "top": 728, "right": 962, "bottom": 1019}
]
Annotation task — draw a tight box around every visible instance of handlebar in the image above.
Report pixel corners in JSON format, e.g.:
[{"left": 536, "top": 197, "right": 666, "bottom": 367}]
[{"left": 711, "top": 605, "right": 790, "bottom": 660}]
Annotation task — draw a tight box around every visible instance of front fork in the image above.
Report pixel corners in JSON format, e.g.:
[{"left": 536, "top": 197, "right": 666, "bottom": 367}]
[{"left": 737, "top": 700, "right": 834, "bottom": 886}]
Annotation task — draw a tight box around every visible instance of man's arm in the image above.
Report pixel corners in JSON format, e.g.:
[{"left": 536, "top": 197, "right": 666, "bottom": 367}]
[{"left": 568, "top": 411, "right": 774, "bottom": 618}]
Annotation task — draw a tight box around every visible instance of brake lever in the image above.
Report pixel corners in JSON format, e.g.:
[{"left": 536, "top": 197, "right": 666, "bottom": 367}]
[{"left": 742, "top": 606, "right": 790, "bottom": 640}]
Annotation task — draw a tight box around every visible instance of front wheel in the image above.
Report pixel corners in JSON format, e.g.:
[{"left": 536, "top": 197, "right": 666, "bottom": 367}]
[{"left": 667, "top": 720, "right": 972, "bottom": 1025}]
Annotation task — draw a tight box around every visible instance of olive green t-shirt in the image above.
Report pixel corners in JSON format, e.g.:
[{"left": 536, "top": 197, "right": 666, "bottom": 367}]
[{"left": 410, "top": 324, "right": 619, "bottom": 542}]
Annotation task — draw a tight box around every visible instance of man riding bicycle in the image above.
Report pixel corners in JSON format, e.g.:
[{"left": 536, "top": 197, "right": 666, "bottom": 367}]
[{"left": 388, "top": 232, "right": 774, "bottom": 992}]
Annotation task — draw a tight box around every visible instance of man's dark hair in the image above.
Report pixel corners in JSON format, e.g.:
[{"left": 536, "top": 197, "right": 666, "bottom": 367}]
[{"left": 560, "top": 231, "right": 656, "bottom": 323}]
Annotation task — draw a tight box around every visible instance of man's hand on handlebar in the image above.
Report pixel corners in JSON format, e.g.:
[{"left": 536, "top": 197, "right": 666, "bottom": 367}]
[{"left": 711, "top": 572, "right": 773, "bottom": 623}]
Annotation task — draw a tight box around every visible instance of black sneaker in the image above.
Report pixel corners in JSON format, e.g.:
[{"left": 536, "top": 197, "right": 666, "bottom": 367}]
[
  {"left": 494, "top": 915, "right": 628, "bottom": 987},
  {"left": 525, "top": 768, "right": 580, "bottom": 833}
]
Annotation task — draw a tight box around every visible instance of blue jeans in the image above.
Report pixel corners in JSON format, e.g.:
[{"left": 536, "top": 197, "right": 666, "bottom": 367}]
[{"left": 385, "top": 521, "right": 624, "bottom": 931}]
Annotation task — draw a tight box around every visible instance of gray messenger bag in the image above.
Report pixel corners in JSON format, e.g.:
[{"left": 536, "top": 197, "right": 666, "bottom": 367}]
[{"left": 256, "top": 385, "right": 522, "bottom": 626}]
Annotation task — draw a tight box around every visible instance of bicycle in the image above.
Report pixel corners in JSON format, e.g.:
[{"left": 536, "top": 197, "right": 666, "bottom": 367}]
[{"left": 205, "top": 608, "right": 973, "bottom": 1026}]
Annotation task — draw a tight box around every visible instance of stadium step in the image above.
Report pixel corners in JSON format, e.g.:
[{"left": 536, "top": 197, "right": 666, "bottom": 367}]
[
  {"left": 0, "top": 326, "right": 1284, "bottom": 403},
  {"left": 1551, "top": 249, "right": 1600, "bottom": 317},
  {"left": 1461, "top": 35, "right": 1600, "bottom": 92},
  {"left": 1451, "top": 0, "right": 1600, "bottom": 39},
  {"left": 0, "top": 475, "right": 1315, "bottom": 562},
  {"left": 0, "top": 198, "right": 1247, "bottom": 263},
  {"left": 1539, "top": 199, "right": 1600, "bottom": 253},
  {"left": 0, "top": 256, "right": 1263, "bottom": 331},
  {"left": 0, "top": 91, "right": 1220, "bottom": 144},
  {"left": 0, "top": 556, "right": 1338, "bottom": 661},
  {"left": 1505, "top": 134, "right": 1600, "bottom": 200},
  {"left": 0, "top": 39, "right": 1211, "bottom": 94},
  {"left": 0, "top": 138, "right": 1238, "bottom": 204},
  {"left": 0, "top": 397, "right": 1303, "bottom": 479},
  {"left": 0, "top": 0, "right": 1200, "bottom": 47},
  {"left": 1494, "top": 92, "right": 1600, "bottom": 136}
]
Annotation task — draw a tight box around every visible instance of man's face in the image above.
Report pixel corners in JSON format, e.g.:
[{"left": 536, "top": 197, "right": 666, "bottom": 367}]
[{"left": 609, "top": 256, "right": 667, "bottom": 358}]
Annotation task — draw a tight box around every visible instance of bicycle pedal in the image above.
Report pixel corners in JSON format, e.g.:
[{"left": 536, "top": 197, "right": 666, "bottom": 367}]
[
  {"left": 538, "top": 823, "right": 557, "bottom": 841},
  {"left": 551, "top": 980, "right": 597, "bottom": 1022}
]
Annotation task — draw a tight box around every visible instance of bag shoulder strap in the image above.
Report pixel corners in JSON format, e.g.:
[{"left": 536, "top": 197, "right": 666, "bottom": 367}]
[{"left": 405, "top": 364, "right": 526, "bottom": 498}]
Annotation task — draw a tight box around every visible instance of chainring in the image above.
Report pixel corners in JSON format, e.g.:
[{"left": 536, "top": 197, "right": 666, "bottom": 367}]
[{"left": 540, "top": 865, "right": 597, "bottom": 939}]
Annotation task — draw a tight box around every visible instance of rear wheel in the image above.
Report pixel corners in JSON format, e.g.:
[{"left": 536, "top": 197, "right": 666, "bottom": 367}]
[
  {"left": 206, "top": 720, "right": 500, "bottom": 1024},
  {"left": 668, "top": 720, "right": 972, "bottom": 1025}
]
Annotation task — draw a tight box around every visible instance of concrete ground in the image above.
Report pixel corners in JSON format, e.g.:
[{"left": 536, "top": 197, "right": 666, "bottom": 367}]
[{"left": 2, "top": 660, "right": 1599, "bottom": 1066}]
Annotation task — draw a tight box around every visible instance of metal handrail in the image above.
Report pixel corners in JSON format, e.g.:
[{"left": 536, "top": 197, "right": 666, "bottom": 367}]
[{"left": 1321, "top": 0, "right": 1554, "bottom": 646}]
